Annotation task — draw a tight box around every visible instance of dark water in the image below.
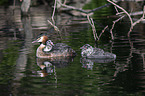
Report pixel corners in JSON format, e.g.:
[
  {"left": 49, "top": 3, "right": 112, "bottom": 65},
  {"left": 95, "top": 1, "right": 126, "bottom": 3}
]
[{"left": 0, "top": 1, "right": 145, "bottom": 96}]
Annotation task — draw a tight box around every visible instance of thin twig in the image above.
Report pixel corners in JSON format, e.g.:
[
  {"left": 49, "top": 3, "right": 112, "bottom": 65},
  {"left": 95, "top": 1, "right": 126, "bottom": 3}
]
[
  {"left": 47, "top": 20, "right": 60, "bottom": 31},
  {"left": 110, "top": 15, "right": 125, "bottom": 40},
  {"left": 114, "top": 6, "right": 125, "bottom": 15},
  {"left": 102, "top": 25, "right": 108, "bottom": 33},
  {"left": 87, "top": 15, "right": 98, "bottom": 41},
  {"left": 89, "top": 3, "right": 112, "bottom": 13},
  {"left": 128, "top": 6, "right": 145, "bottom": 36},
  {"left": 47, "top": 0, "right": 60, "bottom": 31},
  {"left": 116, "top": 12, "right": 125, "bottom": 15},
  {"left": 130, "top": 11, "right": 144, "bottom": 16},
  {"left": 132, "top": 6, "right": 145, "bottom": 27},
  {"left": 91, "top": 18, "right": 98, "bottom": 40},
  {"left": 107, "top": 0, "right": 133, "bottom": 26},
  {"left": 114, "top": 6, "right": 119, "bottom": 13},
  {"left": 63, "top": 0, "right": 67, "bottom": 4},
  {"left": 57, "top": 0, "right": 113, "bottom": 14},
  {"left": 52, "top": 0, "right": 57, "bottom": 24},
  {"left": 87, "top": 15, "right": 108, "bottom": 41},
  {"left": 99, "top": 25, "right": 108, "bottom": 39}
]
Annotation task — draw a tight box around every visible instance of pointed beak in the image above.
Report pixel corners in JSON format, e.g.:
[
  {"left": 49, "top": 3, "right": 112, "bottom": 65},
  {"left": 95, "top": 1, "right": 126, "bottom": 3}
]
[
  {"left": 32, "top": 40, "right": 38, "bottom": 43},
  {"left": 49, "top": 41, "right": 54, "bottom": 46},
  {"left": 51, "top": 42, "right": 54, "bottom": 46}
]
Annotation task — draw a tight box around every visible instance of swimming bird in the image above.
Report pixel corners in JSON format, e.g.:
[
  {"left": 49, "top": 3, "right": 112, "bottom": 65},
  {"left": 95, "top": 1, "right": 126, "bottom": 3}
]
[
  {"left": 80, "top": 44, "right": 116, "bottom": 59},
  {"left": 32, "top": 35, "right": 76, "bottom": 58}
]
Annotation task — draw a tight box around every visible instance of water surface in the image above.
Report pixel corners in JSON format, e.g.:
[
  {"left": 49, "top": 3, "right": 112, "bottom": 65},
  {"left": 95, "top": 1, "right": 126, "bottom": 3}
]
[{"left": 0, "top": 1, "right": 145, "bottom": 96}]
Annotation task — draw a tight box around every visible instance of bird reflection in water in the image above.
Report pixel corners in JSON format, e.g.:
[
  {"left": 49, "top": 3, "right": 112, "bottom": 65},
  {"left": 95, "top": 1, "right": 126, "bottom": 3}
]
[
  {"left": 80, "top": 58, "right": 116, "bottom": 70},
  {"left": 37, "top": 60, "right": 54, "bottom": 77},
  {"left": 36, "top": 56, "right": 75, "bottom": 77}
]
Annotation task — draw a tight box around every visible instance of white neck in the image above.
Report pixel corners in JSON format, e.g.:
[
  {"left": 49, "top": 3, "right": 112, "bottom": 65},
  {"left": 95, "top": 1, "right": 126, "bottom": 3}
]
[{"left": 39, "top": 43, "right": 45, "bottom": 47}]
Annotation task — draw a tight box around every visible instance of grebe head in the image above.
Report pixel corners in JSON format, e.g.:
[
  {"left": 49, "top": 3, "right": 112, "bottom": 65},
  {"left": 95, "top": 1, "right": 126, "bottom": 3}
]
[
  {"left": 80, "top": 44, "right": 94, "bottom": 57},
  {"left": 43, "top": 40, "right": 54, "bottom": 52},
  {"left": 80, "top": 44, "right": 92, "bottom": 50},
  {"left": 46, "top": 40, "right": 54, "bottom": 46},
  {"left": 32, "top": 35, "right": 48, "bottom": 44}
]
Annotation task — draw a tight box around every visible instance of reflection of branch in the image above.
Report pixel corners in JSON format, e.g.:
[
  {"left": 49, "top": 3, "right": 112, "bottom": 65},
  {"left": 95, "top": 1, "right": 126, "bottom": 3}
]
[
  {"left": 127, "top": 37, "right": 133, "bottom": 65},
  {"left": 128, "top": 36, "right": 145, "bottom": 70},
  {"left": 54, "top": 66, "right": 57, "bottom": 88},
  {"left": 141, "top": 53, "right": 145, "bottom": 69}
]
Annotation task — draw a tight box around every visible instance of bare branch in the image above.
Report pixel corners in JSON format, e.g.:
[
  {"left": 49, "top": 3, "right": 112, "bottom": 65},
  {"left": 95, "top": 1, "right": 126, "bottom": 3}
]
[
  {"left": 114, "top": 6, "right": 119, "bottom": 13},
  {"left": 52, "top": 0, "right": 57, "bottom": 24},
  {"left": 57, "top": 0, "right": 112, "bottom": 14},
  {"left": 132, "top": 6, "right": 145, "bottom": 27},
  {"left": 107, "top": 0, "right": 133, "bottom": 26},
  {"left": 110, "top": 15, "right": 125, "bottom": 40},
  {"left": 90, "top": 3, "right": 112, "bottom": 13},
  {"left": 63, "top": 0, "right": 67, "bottom": 4},
  {"left": 87, "top": 15, "right": 109, "bottom": 41},
  {"left": 130, "top": 11, "right": 144, "bottom": 16},
  {"left": 57, "top": 0, "right": 89, "bottom": 13},
  {"left": 87, "top": 15, "right": 98, "bottom": 41},
  {"left": 99, "top": 25, "right": 108, "bottom": 39},
  {"left": 128, "top": 6, "right": 145, "bottom": 36},
  {"left": 47, "top": 20, "right": 60, "bottom": 32}
]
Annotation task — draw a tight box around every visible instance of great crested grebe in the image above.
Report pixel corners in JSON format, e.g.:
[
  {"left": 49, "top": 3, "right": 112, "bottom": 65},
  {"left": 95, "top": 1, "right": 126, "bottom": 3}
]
[{"left": 32, "top": 35, "right": 76, "bottom": 58}]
